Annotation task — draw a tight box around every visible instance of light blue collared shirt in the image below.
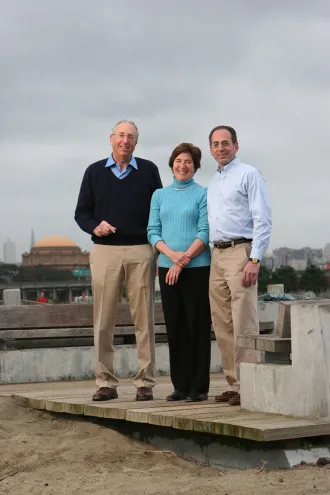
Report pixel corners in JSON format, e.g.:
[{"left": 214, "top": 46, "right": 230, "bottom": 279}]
[
  {"left": 207, "top": 157, "right": 272, "bottom": 260},
  {"left": 105, "top": 154, "right": 138, "bottom": 179}
]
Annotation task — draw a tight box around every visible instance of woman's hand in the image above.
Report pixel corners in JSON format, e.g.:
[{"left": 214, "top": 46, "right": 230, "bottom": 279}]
[
  {"left": 165, "top": 264, "right": 183, "bottom": 285},
  {"left": 168, "top": 250, "right": 190, "bottom": 267}
]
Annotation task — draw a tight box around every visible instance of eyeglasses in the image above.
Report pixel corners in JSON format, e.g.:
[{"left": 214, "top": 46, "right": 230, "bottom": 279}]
[
  {"left": 112, "top": 132, "right": 137, "bottom": 142},
  {"left": 210, "top": 140, "right": 231, "bottom": 148}
]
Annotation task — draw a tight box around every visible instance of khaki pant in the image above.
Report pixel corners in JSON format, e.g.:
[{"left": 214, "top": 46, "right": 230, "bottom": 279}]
[
  {"left": 90, "top": 244, "right": 156, "bottom": 390},
  {"left": 209, "top": 243, "right": 259, "bottom": 391}
]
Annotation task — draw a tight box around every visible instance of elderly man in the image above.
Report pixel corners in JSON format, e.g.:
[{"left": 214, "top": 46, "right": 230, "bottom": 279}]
[
  {"left": 75, "top": 120, "right": 162, "bottom": 401},
  {"left": 207, "top": 125, "right": 271, "bottom": 406}
]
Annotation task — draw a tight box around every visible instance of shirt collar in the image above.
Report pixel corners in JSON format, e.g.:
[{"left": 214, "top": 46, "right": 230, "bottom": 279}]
[
  {"left": 217, "top": 157, "right": 240, "bottom": 174},
  {"left": 105, "top": 154, "right": 138, "bottom": 169}
]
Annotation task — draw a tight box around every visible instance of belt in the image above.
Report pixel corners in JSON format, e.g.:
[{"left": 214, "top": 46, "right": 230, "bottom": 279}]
[{"left": 213, "top": 238, "right": 252, "bottom": 249}]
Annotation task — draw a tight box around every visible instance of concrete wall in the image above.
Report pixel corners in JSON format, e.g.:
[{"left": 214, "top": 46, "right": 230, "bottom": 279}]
[
  {"left": 257, "top": 301, "right": 280, "bottom": 326},
  {"left": 241, "top": 302, "right": 330, "bottom": 420},
  {"left": 0, "top": 341, "right": 223, "bottom": 385}
]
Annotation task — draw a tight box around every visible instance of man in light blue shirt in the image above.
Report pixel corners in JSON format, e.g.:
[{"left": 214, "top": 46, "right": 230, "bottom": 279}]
[{"left": 207, "top": 125, "right": 271, "bottom": 406}]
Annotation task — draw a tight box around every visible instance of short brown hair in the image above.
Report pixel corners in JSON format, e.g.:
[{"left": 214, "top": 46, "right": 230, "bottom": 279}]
[
  {"left": 208, "top": 125, "right": 237, "bottom": 145},
  {"left": 169, "top": 143, "right": 202, "bottom": 171}
]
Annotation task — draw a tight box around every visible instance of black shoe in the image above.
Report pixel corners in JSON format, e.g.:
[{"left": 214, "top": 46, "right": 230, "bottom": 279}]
[
  {"left": 166, "top": 391, "right": 187, "bottom": 401},
  {"left": 186, "top": 393, "right": 208, "bottom": 402}
]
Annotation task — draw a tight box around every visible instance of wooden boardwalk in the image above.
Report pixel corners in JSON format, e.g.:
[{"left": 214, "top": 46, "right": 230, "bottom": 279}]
[{"left": 1, "top": 374, "right": 330, "bottom": 443}]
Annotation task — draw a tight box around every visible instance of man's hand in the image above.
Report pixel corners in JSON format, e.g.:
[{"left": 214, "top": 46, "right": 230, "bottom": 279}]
[
  {"left": 93, "top": 221, "right": 116, "bottom": 237},
  {"left": 165, "top": 264, "right": 183, "bottom": 285},
  {"left": 168, "top": 250, "right": 190, "bottom": 268},
  {"left": 242, "top": 261, "right": 259, "bottom": 287}
]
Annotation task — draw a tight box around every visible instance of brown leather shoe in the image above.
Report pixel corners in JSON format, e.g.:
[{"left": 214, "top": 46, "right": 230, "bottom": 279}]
[
  {"left": 215, "top": 391, "right": 238, "bottom": 403},
  {"left": 135, "top": 387, "right": 153, "bottom": 401},
  {"left": 92, "top": 387, "right": 118, "bottom": 401},
  {"left": 228, "top": 394, "right": 240, "bottom": 406}
]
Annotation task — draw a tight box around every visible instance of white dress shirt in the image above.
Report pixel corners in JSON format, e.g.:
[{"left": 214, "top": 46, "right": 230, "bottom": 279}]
[{"left": 207, "top": 157, "right": 271, "bottom": 260}]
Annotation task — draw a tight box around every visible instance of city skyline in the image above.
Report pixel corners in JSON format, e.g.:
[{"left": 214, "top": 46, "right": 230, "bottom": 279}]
[
  {"left": 1, "top": 1, "right": 330, "bottom": 258},
  {"left": 1, "top": 230, "right": 330, "bottom": 265}
]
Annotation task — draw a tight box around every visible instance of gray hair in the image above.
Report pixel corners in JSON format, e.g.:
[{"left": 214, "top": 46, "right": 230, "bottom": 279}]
[{"left": 112, "top": 120, "right": 139, "bottom": 142}]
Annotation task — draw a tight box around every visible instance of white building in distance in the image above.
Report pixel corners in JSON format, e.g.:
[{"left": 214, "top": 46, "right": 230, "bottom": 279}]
[{"left": 3, "top": 238, "right": 16, "bottom": 264}]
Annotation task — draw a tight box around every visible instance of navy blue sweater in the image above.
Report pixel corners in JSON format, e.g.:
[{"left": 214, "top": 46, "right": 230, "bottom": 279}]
[{"left": 74, "top": 157, "right": 162, "bottom": 245}]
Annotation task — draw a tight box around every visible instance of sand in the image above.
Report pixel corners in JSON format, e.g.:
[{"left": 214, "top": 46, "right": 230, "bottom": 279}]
[{"left": 1, "top": 397, "right": 330, "bottom": 495}]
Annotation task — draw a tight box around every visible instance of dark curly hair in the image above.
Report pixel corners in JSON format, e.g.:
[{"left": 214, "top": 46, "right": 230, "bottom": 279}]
[{"left": 169, "top": 143, "right": 202, "bottom": 172}]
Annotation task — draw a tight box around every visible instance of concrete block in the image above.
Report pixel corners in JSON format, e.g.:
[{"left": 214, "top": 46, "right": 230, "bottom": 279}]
[
  {"left": 241, "top": 301, "right": 330, "bottom": 420},
  {"left": 3, "top": 289, "right": 21, "bottom": 306},
  {"left": 241, "top": 362, "right": 292, "bottom": 415},
  {"left": 257, "top": 301, "right": 280, "bottom": 327},
  {"left": 132, "top": 423, "right": 330, "bottom": 469},
  {"left": 267, "top": 284, "right": 284, "bottom": 294}
]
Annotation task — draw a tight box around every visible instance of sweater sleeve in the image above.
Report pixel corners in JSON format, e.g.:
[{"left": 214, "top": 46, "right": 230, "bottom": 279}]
[
  {"left": 195, "top": 189, "right": 209, "bottom": 245},
  {"left": 147, "top": 190, "right": 163, "bottom": 246},
  {"left": 152, "top": 164, "right": 163, "bottom": 192},
  {"left": 74, "top": 167, "right": 98, "bottom": 235}
]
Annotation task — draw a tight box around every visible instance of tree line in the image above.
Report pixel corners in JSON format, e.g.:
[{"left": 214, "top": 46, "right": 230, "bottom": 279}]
[{"left": 258, "top": 264, "right": 329, "bottom": 294}]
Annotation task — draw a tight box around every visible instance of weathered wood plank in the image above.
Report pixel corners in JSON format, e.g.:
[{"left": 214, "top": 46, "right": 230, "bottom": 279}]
[
  {"left": 0, "top": 302, "right": 165, "bottom": 329},
  {"left": 0, "top": 302, "right": 275, "bottom": 338},
  {"left": 0, "top": 325, "right": 166, "bottom": 340},
  {"left": 12, "top": 394, "right": 46, "bottom": 410},
  {"left": 84, "top": 400, "right": 166, "bottom": 420},
  {"left": 8, "top": 375, "right": 330, "bottom": 443},
  {"left": 125, "top": 404, "right": 221, "bottom": 424},
  {"left": 237, "top": 335, "right": 291, "bottom": 353},
  {"left": 45, "top": 397, "right": 88, "bottom": 414},
  {"left": 237, "top": 335, "right": 256, "bottom": 350}
]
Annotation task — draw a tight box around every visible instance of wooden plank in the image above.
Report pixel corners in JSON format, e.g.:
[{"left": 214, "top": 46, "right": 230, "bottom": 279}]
[
  {"left": 172, "top": 407, "right": 241, "bottom": 431},
  {"left": 45, "top": 397, "right": 90, "bottom": 414},
  {"left": 257, "top": 337, "right": 291, "bottom": 353},
  {"left": 1, "top": 337, "right": 96, "bottom": 349},
  {"left": 84, "top": 400, "right": 162, "bottom": 420},
  {"left": 0, "top": 325, "right": 167, "bottom": 340},
  {"left": 0, "top": 301, "right": 165, "bottom": 329},
  {"left": 237, "top": 335, "right": 256, "bottom": 350},
  {"left": 237, "top": 335, "right": 291, "bottom": 353},
  {"left": 8, "top": 375, "right": 330, "bottom": 443},
  {"left": 126, "top": 404, "right": 222, "bottom": 425},
  {"left": 12, "top": 394, "right": 46, "bottom": 410},
  {"left": 224, "top": 415, "right": 330, "bottom": 442}
]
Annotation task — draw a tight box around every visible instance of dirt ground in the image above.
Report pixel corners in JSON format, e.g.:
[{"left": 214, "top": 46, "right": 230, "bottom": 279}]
[{"left": 1, "top": 397, "right": 330, "bottom": 495}]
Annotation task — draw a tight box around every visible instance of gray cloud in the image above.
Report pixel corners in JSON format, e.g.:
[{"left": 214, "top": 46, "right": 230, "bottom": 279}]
[{"left": 1, "top": 0, "right": 330, "bottom": 260}]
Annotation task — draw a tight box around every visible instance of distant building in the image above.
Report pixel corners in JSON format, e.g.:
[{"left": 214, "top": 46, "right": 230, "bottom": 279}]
[
  {"left": 3, "top": 238, "right": 16, "bottom": 264},
  {"left": 323, "top": 243, "right": 330, "bottom": 263},
  {"left": 261, "top": 256, "right": 274, "bottom": 270},
  {"left": 273, "top": 247, "right": 323, "bottom": 269},
  {"left": 22, "top": 235, "right": 89, "bottom": 271},
  {"left": 287, "top": 259, "right": 307, "bottom": 271},
  {"left": 30, "top": 229, "right": 36, "bottom": 250}
]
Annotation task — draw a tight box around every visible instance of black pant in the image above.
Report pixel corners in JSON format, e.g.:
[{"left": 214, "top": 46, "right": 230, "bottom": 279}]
[{"left": 159, "top": 266, "right": 211, "bottom": 395}]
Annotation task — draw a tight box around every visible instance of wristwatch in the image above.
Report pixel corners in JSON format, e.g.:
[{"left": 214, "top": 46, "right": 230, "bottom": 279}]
[{"left": 249, "top": 257, "right": 260, "bottom": 264}]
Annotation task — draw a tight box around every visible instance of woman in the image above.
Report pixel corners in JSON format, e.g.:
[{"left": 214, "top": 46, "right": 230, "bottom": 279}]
[{"left": 148, "top": 143, "right": 211, "bottom": 402}]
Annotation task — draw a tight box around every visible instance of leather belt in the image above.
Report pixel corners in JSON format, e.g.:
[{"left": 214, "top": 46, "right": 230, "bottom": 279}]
[{"left": 213, "top": 238, "right": 252, "bottom": 249}]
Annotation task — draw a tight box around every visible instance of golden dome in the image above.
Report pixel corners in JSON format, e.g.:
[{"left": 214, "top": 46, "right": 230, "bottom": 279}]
[{"left": 34, "top": 236, "right": 78, "bottom": 248}]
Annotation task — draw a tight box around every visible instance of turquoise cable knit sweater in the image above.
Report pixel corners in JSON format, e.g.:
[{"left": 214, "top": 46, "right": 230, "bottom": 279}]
[{"left": 147, "top": 177, "right": 211, "bottom": 268}]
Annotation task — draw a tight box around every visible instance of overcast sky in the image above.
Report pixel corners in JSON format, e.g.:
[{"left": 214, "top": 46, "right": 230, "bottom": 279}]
[{"left": 1, "top": 0, "right": 330, "bottom": 261}]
